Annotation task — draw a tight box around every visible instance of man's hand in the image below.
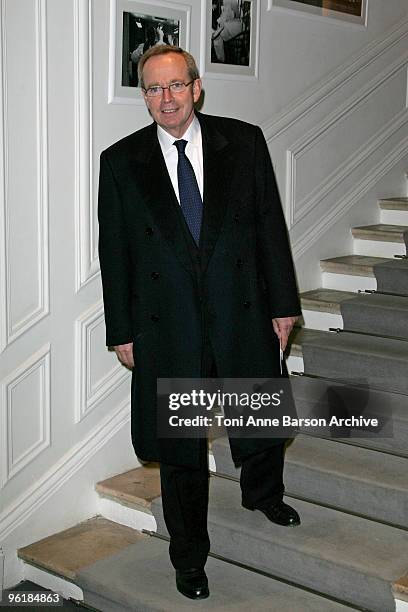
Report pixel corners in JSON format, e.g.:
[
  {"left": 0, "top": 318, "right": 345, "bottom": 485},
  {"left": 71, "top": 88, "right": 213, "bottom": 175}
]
[
  {"left": 272, "top": 316, "right": 299, "bottom": 352},
  {"left": 114, "top": 343, "right": 134, "bottom": 369}
]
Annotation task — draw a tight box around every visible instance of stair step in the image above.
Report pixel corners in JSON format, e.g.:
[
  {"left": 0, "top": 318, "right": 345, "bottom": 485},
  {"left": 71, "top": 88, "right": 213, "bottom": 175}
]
[
  {"left": 300, "top": 289, "right": 351, "bottom": 329},
  {"left": 352, "top": 224, "right": 408, "bottom": 258},
  {"left": 18, "top": 519, "right": 354, "bottom": 611},
  {"left": 211, "top": 434, "right": 408, "bottom": 527},
  {"left": 152, "top": 477, "right": 408, "bottom": 611},
  {"left": 321, "top": 255, "right": 391, "bottom": 276},
  {"left": 301, "top": 330, "right": 408, "bottom": 393},
  {"left": 351, "top": 223, "right": 408, "bottom": 242},
  {"left": 340, "top": 292, "right": 408, "bottom": 338},
  {"left": 301, "top": 289, "right": 408, "bottom": 335},
  {"left": 96, "top": 464, "right": 160, "bottom": 511},
  {"left": 379, "top": 197, "right": 408, "bottom": 211},
  {"left": 18, "top": 517, "right": 144, "bottom": 581},
  {"left": 289, "top": 327, "right": 330, "bottom": 357},
  {"left": 301, "top": 289, "right": 355, "bottom": 315},
  {"left": 320, "top": 255, "right": 393, "bottom": 292},
  {"left": 380, "top": 198, "right": 408, "bottom": 225},
  {"left": 287, "top": 328, "right": 408, "bottom": 456},
  {"left": 76, "top": 534, "right": 354, "bottom": 612}
]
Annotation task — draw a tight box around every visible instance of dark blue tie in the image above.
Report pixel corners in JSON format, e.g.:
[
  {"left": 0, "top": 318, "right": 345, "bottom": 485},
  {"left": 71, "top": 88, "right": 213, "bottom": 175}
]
[{"left": 174, "top": 139, "right": 203, "bottom": 245}]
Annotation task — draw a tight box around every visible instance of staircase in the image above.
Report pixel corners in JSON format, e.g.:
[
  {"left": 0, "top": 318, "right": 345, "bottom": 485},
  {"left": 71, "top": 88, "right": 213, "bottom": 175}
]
[{"left": 17, "top": 197, "right": 408, "bottom": 611}]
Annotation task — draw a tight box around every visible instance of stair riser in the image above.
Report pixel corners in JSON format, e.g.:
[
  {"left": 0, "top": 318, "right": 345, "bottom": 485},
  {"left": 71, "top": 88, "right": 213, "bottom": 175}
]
[
  {"left": 353, "top": 238, "right": 406, "bottom": 258},
  {"left": 322, "top": 271, "right": 376, "bottom": 292},
  {"left": 380, "top": 210, "right": 408, "bottom": 225},
  {"left": 301, "top": 310, "right": 343, "bottom": 331},
  {"left": 152, "top": 498, "right": 395, "bottom": 612},
  {"left": 211, "top": 443, "right": 408, "bottom": 528},
  {"left": 23, "top": 564, "right": 84, "bottom": 602},
  {"left": 287, "top": 354, "right": 304, "bottom": 374},
  {"left": 97, "top": 497, "right": 157, "bottom": 533}
]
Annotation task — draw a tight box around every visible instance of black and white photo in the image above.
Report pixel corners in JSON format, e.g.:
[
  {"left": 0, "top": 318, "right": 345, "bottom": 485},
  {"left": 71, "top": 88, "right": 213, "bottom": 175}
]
[
  {"left": 204, "top": 0, "right": 258, "bottom": 78},
  {"left": 122, "top": 12, "right": 180, "bottom": 88},
  {"left": 211, "top": 0, "right": 251, "bottom": 66},
  {"left": 109, "top": 0, "right": 189, "bottom": 104}
]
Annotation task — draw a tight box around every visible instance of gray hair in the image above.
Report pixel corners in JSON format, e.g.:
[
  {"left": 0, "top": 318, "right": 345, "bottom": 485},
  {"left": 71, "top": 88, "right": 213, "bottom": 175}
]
[{"left": 138, "top": 45, "right": 200, "bottom": 89}]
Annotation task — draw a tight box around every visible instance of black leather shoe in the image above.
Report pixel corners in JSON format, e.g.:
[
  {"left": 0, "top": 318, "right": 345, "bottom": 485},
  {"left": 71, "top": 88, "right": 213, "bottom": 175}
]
[
  {"left": 243, "top": 500, "right": 301, "bottom": 527},
  {"left": 176, "top": 568, "right": 209, "bottom": 600}
]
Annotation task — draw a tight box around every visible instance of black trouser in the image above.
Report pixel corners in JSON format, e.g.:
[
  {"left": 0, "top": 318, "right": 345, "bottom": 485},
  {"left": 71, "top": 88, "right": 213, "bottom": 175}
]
[{"left": 159, "top": 440, "right": 285, "bottom": 569}]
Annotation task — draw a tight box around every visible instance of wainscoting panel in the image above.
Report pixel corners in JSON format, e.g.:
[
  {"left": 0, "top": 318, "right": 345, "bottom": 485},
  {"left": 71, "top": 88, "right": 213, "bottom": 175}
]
[
  {"left": 0, "top": 344, "right": 50, "bottom": 487},
  {"left": 0, "top": 0, "right": 49, "bottom": 347},
  {"left": 75, "top": 302, "right": 129, "bottom": 423}
]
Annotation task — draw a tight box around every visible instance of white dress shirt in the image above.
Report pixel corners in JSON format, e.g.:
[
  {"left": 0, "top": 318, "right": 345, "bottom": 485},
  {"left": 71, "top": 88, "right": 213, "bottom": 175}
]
[{"left": 157, "top": 115, "right": 204, "bottom": 203}]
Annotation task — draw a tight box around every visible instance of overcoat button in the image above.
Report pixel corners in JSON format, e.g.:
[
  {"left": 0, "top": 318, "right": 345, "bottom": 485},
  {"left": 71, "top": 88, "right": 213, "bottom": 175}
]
[
  {"left": 146, "top": 227, "right": 154, "bottom": 235},
  {"left": 236, "top": 258, "right": 244, "bottom": 268},
  {"left": 150, "top": 314, "right": 159, "bottom": 322},
  {"left": 243, "top": 301, "right": 251, "bottom": 308},
  {"left": 151, "top": 271, "right": 160, "bottom": 279}
]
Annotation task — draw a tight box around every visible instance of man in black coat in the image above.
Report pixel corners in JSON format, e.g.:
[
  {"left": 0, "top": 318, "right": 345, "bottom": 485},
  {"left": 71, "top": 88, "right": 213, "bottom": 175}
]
[{"left": 98, "top": 44, "right": 301, "bottom": 600}]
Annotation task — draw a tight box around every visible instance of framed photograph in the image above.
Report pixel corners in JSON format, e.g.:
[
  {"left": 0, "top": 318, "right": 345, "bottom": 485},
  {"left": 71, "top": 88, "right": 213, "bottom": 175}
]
[
  {"left": 203, "top": 0, "right": 259, "bottom": 79},
  {"left": 272, "top": 0, "right": 367, "bottom": 25},
  {"left": 109, "top": 0, "right": 190, "bottom": 104}
]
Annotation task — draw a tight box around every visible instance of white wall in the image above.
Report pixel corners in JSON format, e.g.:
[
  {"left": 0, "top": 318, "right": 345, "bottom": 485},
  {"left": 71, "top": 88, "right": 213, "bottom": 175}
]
[{"left": 0, "top": 0, "right": 407, "bottom": 588}]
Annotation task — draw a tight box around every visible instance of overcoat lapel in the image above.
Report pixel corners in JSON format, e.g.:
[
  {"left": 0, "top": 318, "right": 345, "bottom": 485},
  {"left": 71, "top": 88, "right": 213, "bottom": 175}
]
[
  {"left": 135, "top": 124, "right": 195, "bottom": 276},
  {"left": 133, "top": 114, "right": 234, "bottom": 275},
  {"left": 197, "top": 113, "right": 234, "bottom": 273}
]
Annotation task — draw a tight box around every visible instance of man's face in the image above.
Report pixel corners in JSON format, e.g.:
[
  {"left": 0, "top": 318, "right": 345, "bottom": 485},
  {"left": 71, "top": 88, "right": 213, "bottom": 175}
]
[{"left": 142, "top": 53, "right": 202, "bottom": 139}]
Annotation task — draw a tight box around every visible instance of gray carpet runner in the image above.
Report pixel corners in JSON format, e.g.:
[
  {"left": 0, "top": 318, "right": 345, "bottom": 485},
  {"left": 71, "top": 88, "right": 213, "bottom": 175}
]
[
  {"left": 373, "top": 258, "right": 408, "bottom": 295},
  {"left": 340, "top": 292, "right": 408, "bottom": 338},
  {"left": 301, "top": 331, "right": 408, "bottom": 394},
  {"left": 152, "top": 477, "right": 408, "bottom": 612},
  {"left": 211, "top": 433, "right": 408, "bottom": 527},
  {"left": 75, "top": 534, "right": 353, "bottom": 611},
  {"left": 291, "top": 374, "right": 408, "bottom": 455}
]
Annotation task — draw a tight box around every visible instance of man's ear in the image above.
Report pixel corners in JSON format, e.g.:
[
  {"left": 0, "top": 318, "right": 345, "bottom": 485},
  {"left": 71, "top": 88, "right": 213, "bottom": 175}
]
[{"left": 193, "top": 78, "right": 202, "bottom": 103}]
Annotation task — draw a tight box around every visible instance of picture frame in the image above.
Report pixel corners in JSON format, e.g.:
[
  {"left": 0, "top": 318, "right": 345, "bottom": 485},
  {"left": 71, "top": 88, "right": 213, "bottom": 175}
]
[
  {"left": 108, "top": 0, "right": 191, "bottom": 104},
  {"left": 271, "top": 0, "right": 367, "bottom": 26},
  {"left": 203, "top": 0, "right": 259, "bottom": 80}
]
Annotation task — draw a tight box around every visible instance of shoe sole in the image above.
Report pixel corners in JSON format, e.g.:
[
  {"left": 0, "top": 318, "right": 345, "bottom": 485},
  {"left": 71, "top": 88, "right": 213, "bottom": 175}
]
[
  {"left": 242, "top": 504, "right": 301, "bottom": 527},
  {"left": 176, "top": 586, "right": 210, "bottom": 600}
]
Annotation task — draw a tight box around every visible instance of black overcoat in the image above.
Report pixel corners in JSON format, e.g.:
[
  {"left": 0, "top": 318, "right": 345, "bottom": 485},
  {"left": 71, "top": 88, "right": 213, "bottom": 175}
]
[{"left": 98, "top": 112, "right": 301, "bottom": 468}]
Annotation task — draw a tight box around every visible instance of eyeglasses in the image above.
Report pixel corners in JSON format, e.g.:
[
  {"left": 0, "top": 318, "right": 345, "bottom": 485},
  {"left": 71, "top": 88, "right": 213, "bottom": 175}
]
[{"left": 143, "top": 80, "right": 195, "bottom": 98}]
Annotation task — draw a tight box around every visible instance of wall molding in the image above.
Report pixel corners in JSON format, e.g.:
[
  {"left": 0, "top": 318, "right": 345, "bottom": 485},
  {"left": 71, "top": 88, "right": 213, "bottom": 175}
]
[
  {"left": 74, "top": 0, "right": 98, "bottom": 292},
  {"left": 75, "top": 301, "right": 129, "bottom": 422},
  {"left": 286, "top": 55, "right": 408, "bottom": 225},
  {"left": 262, "top": 17, "right": 408, "bottom": 143},
  {"left": 0, "top": 344, "right": 51, "bottom": 488},
  {"left": 292, "top": 134, "right": 408, "bottom": 260},
  {"left": 0, "top": 0, "right": 49, "bottom": 350},
  {"left": 0, "top": 396, "right": 130, "bottom": 541}
]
